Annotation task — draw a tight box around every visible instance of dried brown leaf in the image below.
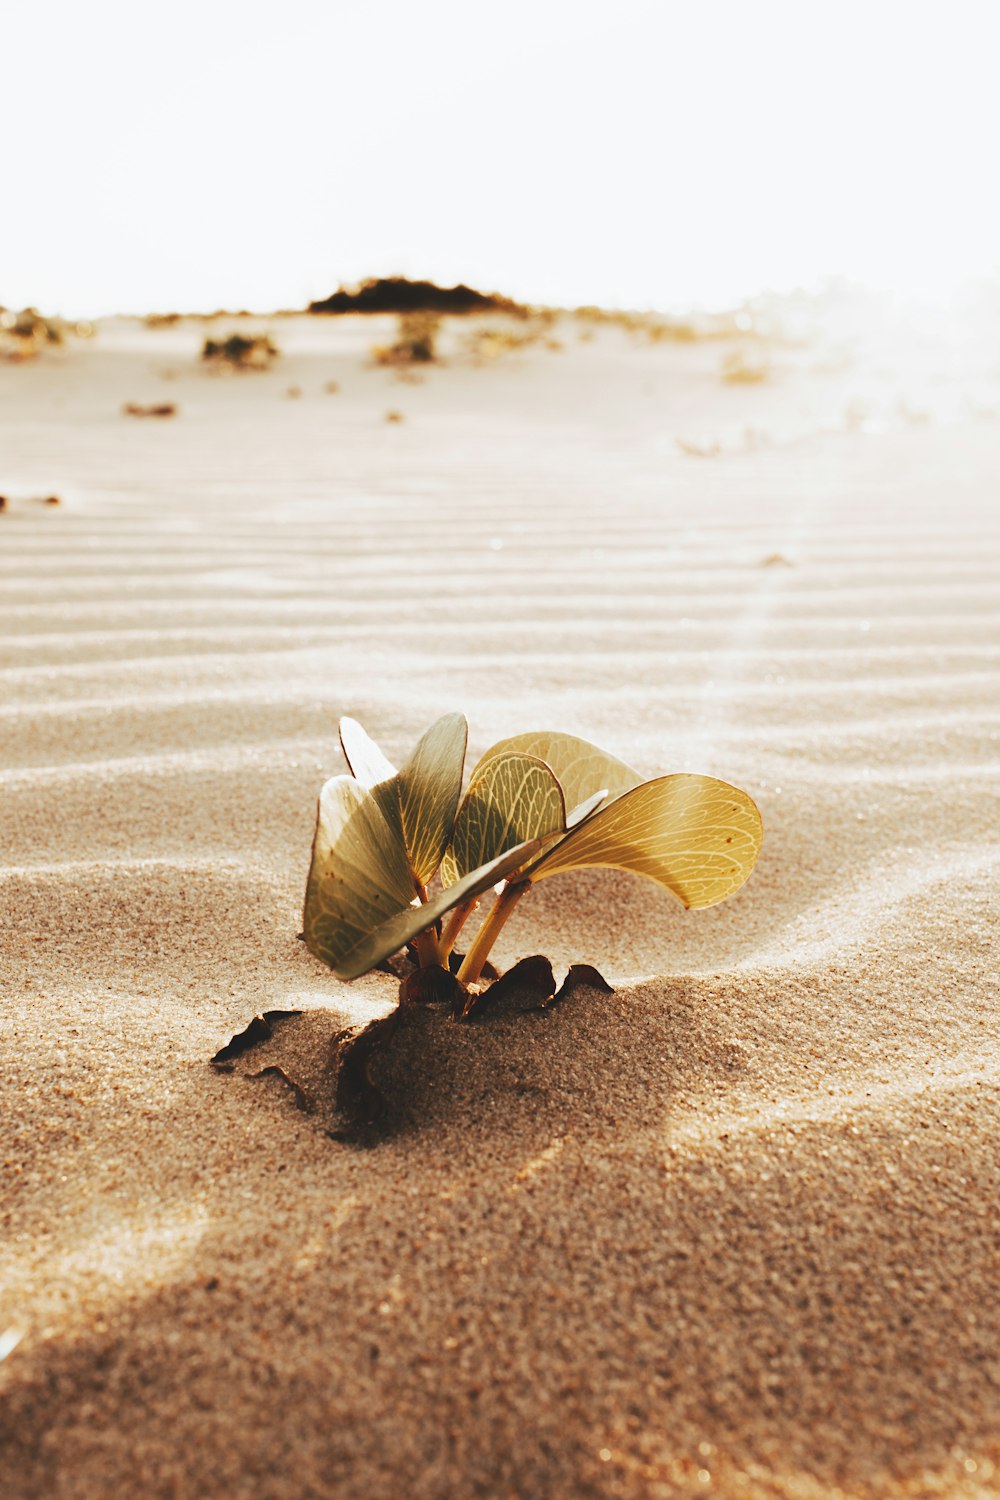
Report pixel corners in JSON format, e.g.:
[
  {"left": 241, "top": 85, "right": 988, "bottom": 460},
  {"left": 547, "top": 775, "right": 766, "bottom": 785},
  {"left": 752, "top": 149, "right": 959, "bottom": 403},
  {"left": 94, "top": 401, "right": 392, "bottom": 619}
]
[
  {"left": 461, "top": 954, "right": 556, "bottom": 1020},
  {"left": 399, "top": 963, "right": 466, "bottom": 1010},
  {"left": 210, "top": 1009, "right": 303, "bottom": 1069},
  {"left": 549, "top": 963, "right": 615, "bottom": 1007}
]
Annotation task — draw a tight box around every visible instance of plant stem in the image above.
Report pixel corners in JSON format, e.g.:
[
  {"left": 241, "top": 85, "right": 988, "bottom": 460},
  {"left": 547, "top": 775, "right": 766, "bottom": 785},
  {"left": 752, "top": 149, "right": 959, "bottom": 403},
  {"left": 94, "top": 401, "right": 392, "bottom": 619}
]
[
  {"left": 411, "top": 926, "right": 442, "bottom": 969},
  {"left": 438, "top": 897, "right": 479, "bottom": 962},
  {"left": 456, "top": 881, "right": 529, "bottom": 985}
]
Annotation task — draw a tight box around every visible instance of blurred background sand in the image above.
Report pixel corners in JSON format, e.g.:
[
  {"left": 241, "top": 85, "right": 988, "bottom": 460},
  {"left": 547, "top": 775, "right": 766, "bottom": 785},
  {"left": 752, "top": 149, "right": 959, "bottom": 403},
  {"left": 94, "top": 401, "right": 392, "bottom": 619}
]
[{"left": 1, "top": 302, "right": 998, "bottom": 1496}]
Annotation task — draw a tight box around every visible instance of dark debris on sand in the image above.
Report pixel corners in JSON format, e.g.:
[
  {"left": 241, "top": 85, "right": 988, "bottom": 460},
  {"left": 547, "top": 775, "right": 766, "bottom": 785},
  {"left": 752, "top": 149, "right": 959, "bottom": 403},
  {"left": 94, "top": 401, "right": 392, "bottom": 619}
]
[{"left": 308, "top": 277, "right": 525, "bottom": 317}]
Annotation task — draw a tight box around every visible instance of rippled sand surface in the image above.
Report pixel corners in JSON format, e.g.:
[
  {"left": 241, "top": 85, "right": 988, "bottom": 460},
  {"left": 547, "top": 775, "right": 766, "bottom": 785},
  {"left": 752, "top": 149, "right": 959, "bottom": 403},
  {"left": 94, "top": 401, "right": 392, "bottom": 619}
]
[{"left": 1, "top": 311, "right": 998, "bottom": 1498}]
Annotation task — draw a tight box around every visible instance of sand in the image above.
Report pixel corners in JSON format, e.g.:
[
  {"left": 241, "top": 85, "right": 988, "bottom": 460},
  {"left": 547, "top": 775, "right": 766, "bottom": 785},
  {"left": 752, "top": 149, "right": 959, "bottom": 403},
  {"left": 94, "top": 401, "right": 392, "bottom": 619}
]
[{"left": 1, "top": 306, "right": 998, "bottom": 1498}]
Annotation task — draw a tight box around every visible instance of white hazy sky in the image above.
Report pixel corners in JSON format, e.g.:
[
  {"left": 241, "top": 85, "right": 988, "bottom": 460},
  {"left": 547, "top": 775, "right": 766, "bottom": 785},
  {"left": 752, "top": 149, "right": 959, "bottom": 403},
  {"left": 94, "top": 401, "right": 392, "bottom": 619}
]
[{"left": 3, "top": 0, "right": 998, "bottom": 316}]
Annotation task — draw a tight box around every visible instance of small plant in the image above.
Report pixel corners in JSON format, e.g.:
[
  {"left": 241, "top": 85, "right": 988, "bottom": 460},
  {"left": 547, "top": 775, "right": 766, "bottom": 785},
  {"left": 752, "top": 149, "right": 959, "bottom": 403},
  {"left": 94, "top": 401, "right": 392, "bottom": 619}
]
[
  {"left": 201, "top": 332, "right": 278, "bottom": 370},
  {"left": 301, "top": 715, "right": 762, "bottom": 1122}
]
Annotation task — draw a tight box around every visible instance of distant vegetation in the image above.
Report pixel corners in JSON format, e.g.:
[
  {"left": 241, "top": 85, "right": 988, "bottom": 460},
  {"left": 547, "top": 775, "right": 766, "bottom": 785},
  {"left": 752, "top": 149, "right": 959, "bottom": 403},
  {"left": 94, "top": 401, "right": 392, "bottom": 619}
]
[
  {"left": 373, "top": 312, "right": 440, "bottom": 366},
  {"left": 201, "top": 332, "right": 278, "bottom": 370},
  {"left": 0, "top": 307, "right": 93, "bottom": 361},
  {"left": 308, "top": 277, "right": 525, "bottom": 317}
]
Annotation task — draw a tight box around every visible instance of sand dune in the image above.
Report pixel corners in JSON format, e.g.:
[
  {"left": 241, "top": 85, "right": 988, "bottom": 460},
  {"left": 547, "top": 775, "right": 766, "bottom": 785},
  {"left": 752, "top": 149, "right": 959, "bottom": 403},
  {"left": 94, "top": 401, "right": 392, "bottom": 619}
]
[{"left": 1, "top": 311, "right": 998, "bottom": 1498}]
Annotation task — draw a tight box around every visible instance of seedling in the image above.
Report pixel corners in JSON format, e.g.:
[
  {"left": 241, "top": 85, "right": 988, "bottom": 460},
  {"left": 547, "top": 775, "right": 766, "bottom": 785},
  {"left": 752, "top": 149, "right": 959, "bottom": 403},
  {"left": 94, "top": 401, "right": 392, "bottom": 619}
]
[
  {"left": 213, "top": 718, "right": 763, "bottom": 1130},
  {"left": 301, "top": 717, "right": 762, "bottom": 1117},
  {"left": 306, "top": 713, "right": 762, "bottom": 985}
]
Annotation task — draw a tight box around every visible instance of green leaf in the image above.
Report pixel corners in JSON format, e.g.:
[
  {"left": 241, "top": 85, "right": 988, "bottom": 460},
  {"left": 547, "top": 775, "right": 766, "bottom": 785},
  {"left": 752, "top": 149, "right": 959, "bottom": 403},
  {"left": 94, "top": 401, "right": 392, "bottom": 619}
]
[
  {"left": 340, "top": 713, "right": 468, "bottom": 887},
  {"left": 327, "top": 837, "right": 544, "bottom": 981},
  {"left": 440, "top": 750, "right": 566, "bottom": 886},
  {"left": 526, "top": 773, "right": 763, "bottom": 909},
  {"left": 303, "top": 774, "right": 419, "bottom": 972},
  {"left": 472, "top": 730, "right": 640, "bottom": 813},
  {"left": 304, "top": 767, "right": 541, "bottom": 980}
]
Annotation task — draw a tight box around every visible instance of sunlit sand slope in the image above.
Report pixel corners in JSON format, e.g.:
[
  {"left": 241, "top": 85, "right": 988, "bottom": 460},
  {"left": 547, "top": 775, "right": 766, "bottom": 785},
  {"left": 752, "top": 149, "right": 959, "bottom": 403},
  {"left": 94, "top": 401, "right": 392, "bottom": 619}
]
[{"left": 1, "top": 316, "right": 998, "bottom": 1498}]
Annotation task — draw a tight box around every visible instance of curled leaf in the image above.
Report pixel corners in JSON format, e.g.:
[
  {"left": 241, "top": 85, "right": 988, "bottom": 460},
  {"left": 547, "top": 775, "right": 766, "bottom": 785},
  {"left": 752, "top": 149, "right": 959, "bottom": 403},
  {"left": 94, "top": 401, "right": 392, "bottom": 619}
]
[
  {"left": 527, "top": 773, "right": 763, "bottom": 909},
  {"left": 399, "top": 963, "right": 465, "bottom": 1009},
  {"left": 474, "top": 730, "right": 640, "bottom": 813},
  {"left": 339, "top": 716, "right": 397, "bottom": 787},
  {"left": 460, "top": 954, "right": 556, "bottom": 1019},
  {"left": 441, "top": 750, "right": 565, "bottom": 886},
  {"left": 565, "top": 788, "right": 609, "bottom": 829},
  {"left": 550, "top": 963, "right": 615, "bottom": 1006}
]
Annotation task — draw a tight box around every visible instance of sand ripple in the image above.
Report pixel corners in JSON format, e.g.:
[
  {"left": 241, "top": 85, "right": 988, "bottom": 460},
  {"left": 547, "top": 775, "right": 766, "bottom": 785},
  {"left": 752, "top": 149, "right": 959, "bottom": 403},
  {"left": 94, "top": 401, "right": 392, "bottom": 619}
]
[{"left": 1, "top": 322, "right": 998, "bottom": 1498}]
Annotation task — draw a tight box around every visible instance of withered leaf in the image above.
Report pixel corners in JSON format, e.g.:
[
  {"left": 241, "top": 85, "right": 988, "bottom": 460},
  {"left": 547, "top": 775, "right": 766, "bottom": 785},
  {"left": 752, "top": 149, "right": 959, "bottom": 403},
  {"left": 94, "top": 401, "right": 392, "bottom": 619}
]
[
  {"left": 250, "top": 1065, "right": 314, "bottom": 1113},
  {"left": 549, "top": 963, "right": 615, "bottom": 1007},
  {"left": 461, "top": 954, "right": 556, "bottom": 1020},
  {"left": 399, "top": 963, "right": 466, "bottom": 1009},
  {"left": 211, "top": 1009, "right": 303, "bottom": 1069}
]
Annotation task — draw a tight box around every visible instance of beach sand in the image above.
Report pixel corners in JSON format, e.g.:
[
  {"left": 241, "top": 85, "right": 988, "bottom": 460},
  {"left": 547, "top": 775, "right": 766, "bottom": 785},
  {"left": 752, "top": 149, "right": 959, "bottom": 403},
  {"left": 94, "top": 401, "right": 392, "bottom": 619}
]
[{"left": 1, "top": 308, "right": 998, "bottom": 1498}]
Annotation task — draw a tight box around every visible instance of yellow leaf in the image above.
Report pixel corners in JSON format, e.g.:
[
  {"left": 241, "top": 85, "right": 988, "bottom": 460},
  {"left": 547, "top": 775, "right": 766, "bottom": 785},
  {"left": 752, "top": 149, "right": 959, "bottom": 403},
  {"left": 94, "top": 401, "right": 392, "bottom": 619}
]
[
  {"left": 441, "top": 751, "right": 565, "bottom": 886},
  {"left": 526, "top": 774, "right": 763, "bottom": 909},
  {"left": 474, "top": 730, "right": 640, "bottom": 814}
]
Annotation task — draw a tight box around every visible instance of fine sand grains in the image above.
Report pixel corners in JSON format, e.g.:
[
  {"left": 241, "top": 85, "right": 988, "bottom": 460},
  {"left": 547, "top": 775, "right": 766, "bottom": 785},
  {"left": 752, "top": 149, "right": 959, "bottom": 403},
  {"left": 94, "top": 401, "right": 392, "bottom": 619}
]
[{"left": 1, "top": 316, "right": 998, "bottom": 1499}]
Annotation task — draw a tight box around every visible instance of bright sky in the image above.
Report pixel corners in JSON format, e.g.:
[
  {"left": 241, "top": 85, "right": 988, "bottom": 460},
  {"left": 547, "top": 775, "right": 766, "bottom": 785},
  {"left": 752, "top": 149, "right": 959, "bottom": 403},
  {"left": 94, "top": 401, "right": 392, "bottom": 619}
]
[{"left": 4, "top": 0, "right": 998, "bottom": 316}]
